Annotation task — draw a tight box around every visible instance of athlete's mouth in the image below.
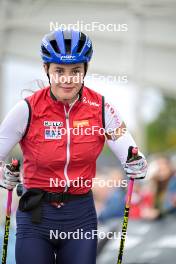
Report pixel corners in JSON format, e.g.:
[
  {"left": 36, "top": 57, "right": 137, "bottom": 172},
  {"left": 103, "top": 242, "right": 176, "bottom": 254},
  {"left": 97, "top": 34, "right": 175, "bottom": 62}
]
[{"left": 61, "top": 87, "right": 75, "bottom": 92}]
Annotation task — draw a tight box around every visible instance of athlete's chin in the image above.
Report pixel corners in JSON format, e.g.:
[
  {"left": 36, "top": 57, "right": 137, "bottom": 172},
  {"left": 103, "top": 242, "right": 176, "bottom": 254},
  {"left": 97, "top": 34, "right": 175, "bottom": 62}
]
[{"left": 59, "top": 92, "right": 77, "bottom": 101}]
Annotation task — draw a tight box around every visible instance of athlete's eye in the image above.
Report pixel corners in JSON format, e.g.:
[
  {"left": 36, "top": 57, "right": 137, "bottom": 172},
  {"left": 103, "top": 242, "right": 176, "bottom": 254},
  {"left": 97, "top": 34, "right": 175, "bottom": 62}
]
[
  {"left": 72, "top": 69, "right": 80, "bottom": 75},
  {"left": 55, "top": 69, "right": 63, "bottom": 74}
]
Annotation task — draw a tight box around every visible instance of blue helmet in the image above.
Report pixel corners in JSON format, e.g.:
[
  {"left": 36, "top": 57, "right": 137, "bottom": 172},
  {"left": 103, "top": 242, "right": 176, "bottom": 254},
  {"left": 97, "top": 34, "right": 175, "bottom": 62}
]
[{"left": 41, "top": 29, "right": 93, "bottom": 64}]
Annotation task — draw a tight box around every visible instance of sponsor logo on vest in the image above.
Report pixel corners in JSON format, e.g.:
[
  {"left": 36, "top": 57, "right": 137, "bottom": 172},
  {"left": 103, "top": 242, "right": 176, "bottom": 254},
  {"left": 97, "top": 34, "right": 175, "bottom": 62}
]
[
  {"left": 44, "top": 121, "right": 63, "bottom": 127},
  {"left": 45, "top": 129, "right": 61, "bottom": 139},
  {"left": 82, "top": 97, "right": 100, "bottom": 107},
  {"left": 73, "top": 120, "right": 90, "bottom": 128}
]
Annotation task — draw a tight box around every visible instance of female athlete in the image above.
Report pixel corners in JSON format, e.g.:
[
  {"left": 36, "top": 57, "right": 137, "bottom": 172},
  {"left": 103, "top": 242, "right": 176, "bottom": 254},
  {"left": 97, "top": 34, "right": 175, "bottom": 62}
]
[{"left": 0, "top": 29, "right": 147, "bottom": 264}]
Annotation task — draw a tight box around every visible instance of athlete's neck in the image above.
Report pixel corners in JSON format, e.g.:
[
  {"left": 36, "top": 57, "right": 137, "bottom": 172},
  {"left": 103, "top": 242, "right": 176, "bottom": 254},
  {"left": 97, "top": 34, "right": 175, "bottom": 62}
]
[
  {"left": 50, "top": 87, "right": 79, "bottom": 106},
  {"left": 61, "top": 95, "right": 79, "bottom": 106}
]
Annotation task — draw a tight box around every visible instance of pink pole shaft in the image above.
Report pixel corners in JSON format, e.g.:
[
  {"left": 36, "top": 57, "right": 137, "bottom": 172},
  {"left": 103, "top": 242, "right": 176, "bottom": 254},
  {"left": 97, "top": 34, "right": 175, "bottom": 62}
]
[
  {"left": 126, "top": 178, "right": 134, "bottom": 208},
  {"left": 6, "top": 190, "right": 13, "bottom": 217}
]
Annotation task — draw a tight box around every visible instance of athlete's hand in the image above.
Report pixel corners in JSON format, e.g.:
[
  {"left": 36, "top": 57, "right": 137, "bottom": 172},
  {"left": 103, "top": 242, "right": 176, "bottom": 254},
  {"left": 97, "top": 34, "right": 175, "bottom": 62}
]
[
  {"left": 124, "top": 151, "right": 148, "bottom": 179},
  {"left": 0, "top": 161, "right": 21, "bottom": 190}
]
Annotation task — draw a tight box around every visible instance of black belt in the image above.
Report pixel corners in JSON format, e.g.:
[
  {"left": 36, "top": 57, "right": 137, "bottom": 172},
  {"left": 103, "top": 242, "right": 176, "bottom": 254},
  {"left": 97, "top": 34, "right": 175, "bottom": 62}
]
[
  {"left": 44, "top": 191, "right": 91, "bottom": 203},
  {"left": 18, "top": 188, "right": 92, "bottom": 224}
]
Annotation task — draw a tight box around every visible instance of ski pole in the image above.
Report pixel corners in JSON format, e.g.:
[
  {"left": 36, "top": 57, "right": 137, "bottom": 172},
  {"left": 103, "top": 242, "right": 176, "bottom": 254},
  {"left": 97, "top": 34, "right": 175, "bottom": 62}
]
[
  {"left": 1, "top": 159, "right": 20, "bottom": 264},
  {"left": 117, "top": 146, "right": 139, "bottom": 264}
]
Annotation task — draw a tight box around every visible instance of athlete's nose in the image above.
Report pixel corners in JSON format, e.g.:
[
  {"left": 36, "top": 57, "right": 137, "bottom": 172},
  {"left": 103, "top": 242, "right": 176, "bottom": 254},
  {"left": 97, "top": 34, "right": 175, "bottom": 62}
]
[{"left": 61, "top": 72, "right": 73, "bottom": 84}]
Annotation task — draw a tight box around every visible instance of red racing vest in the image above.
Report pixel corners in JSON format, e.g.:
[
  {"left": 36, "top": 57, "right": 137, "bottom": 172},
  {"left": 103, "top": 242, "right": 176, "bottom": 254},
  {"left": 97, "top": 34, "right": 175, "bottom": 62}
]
[{"left": 20, "top": 86, "right": 105, "bottom": 194}]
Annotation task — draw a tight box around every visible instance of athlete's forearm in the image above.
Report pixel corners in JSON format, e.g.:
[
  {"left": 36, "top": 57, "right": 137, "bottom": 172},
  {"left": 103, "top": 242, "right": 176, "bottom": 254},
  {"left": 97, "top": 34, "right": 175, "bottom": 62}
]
[
  {"left": 106, "top": 131, "right": 137, "bottom": 165},
  {"left": 0, "top": 100, "right": 28, "bottom": 161}
]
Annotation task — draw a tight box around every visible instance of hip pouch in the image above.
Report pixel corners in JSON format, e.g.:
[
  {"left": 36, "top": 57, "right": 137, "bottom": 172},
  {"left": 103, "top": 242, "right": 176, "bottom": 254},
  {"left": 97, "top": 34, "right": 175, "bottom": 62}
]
[{"left": 18, "top": 188, "right": 45, "bottom": 224}]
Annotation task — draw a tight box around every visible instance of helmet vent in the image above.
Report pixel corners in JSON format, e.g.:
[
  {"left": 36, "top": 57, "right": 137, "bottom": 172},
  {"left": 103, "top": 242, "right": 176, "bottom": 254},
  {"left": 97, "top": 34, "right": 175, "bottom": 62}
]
[
  {"left": 41, "top": 45, "right": 50, "bottom": 57},
  {"left": 84, "top": 47, "right": 92, "bottom": 58},
  {"left": 50, "top": 40, "right": 61, "bottom": 54},
  {"left": 65, "top": 39, "right": 72, "bottom": 54},
  {"left": 77, "top": 33, "right": 86, "bottom": 53}
]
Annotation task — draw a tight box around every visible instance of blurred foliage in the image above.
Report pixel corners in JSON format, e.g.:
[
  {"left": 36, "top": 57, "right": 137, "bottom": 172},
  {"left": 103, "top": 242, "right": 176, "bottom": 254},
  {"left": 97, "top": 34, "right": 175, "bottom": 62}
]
[{"left": 146, "top": 96, "right": 176, "bottom": 153}]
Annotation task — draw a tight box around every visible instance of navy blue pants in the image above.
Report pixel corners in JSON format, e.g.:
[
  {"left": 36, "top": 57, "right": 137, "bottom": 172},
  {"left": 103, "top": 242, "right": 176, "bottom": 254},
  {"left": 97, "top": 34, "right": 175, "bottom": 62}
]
[{"left": 15, "top": 192, "right": 97, "bottom": 264}]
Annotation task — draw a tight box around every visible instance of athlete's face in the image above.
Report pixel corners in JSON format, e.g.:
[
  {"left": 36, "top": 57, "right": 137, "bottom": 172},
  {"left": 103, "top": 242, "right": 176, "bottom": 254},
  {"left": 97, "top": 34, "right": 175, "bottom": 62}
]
[{"left": 44, "top": 63, "right": 85, "bottom": 104}]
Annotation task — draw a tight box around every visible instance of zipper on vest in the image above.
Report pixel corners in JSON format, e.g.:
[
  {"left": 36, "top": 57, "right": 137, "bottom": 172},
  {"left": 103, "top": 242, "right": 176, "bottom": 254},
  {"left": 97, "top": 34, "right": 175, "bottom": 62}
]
[{"left": 63, "top": 103, "right": 75, "bottom": 192}]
